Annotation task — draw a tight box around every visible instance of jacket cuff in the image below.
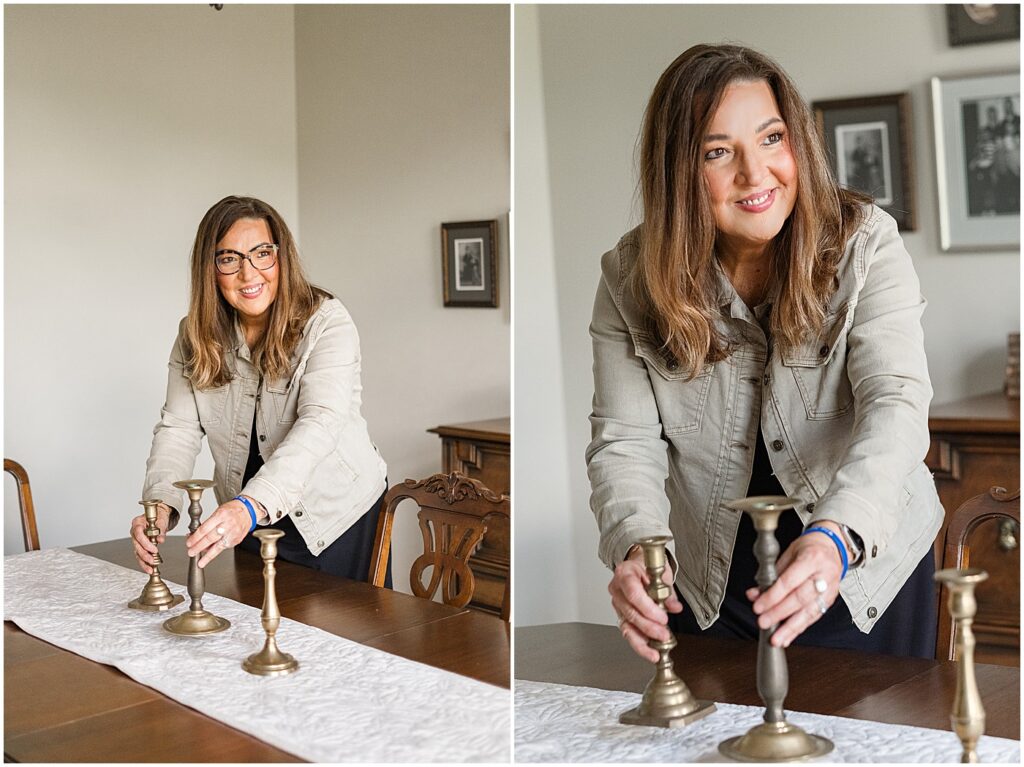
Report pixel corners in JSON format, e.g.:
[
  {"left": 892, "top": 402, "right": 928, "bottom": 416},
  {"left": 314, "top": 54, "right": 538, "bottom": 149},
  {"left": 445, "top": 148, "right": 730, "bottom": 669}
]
[
  {"left": 145, "top": 489, "right": 184, "bottom": 531},
  {"left": 163, "top": 505, "right": 180, "bottom": 533},
  {"left": 241, "top": 477, "right": 286, "bottom": 525},
  {"left": 600, "top": 519, "right": 675, "bottom": 571},
  {"left": 810, "top": 489, "right": 882, "bottom": 566}
]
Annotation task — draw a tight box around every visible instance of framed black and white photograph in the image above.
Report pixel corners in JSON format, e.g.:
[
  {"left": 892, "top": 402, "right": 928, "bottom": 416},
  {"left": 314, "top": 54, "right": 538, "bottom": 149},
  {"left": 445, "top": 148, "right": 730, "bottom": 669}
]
[
  {"left": 836, "top": 122, "right": 893, "bottom": 206},
  {"left": 932, "top": 73, "right": 1020, "bottom": 250},
  {"left": 946, "top": 4, "right": 1020, "bottom": 46},
  {"left": 441, "top": 220, "right": 498, "bottom": 307},
  {"left": 455, "top": 238, "right": 485, "bottom": 290},
  {"left": 813, "top": 93, "right": 916, "bottom": 230}
]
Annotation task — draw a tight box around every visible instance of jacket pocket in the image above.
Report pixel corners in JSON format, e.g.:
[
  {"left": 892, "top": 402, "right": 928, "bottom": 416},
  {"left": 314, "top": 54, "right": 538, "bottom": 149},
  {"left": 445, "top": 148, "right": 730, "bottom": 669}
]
[
  {"left": 780, "top": 305, "right": 854, "bottom": 421},
  {"left": 265, "top": 377, "right": 298, "bottom": 425},
  {"left": 194, "top": 383, "right": 229, "bottom": 428},
  {"left": 629, "top": 328, "right": 713, "bottom": 436},
  {"left": 333, "top": 450, "right": 359, "bottom": 484}
]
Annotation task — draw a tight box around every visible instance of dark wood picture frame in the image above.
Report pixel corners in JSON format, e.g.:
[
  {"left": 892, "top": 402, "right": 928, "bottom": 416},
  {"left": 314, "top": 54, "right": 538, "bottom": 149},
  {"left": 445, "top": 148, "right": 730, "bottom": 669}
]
[
  {"left": 946, "top": 4, "right": 1020, "bottom": 46},
  {"left": 441, "top": 220, "right": 498, "bottom": 308},
  {"left": 813, "top": 92, "right": 916, "bottom": 231}
]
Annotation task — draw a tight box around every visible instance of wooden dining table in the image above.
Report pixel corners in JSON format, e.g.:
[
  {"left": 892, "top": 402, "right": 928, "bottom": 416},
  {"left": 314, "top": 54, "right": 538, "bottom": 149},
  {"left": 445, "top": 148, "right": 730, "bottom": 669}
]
[
  {"left": 5, "top": 539, "right": 510, "bottom": 763},
  {"left": 516, "top": 622, "right": 1019, "bottom": 741}
]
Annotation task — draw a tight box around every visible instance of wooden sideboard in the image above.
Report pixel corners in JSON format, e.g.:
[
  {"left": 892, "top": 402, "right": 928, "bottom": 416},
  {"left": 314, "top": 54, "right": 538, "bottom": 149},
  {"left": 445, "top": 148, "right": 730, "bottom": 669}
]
[
  {"left": 428, "top": 418, "right": 510, "bottom": 617},
  {"left": 927, "top": 391, "right": 1020, "bottom": 665}
]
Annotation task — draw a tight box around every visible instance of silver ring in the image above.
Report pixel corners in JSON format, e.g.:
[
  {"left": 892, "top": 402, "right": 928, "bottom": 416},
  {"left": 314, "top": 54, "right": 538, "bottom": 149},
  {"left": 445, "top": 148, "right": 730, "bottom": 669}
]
[
  {"left": 813, "top": 577, "right": 828, "bottom": 594},
  {"left": 219, "top": 538, "right": 229, "bottom": 549},
  {"left": 815, "top": 595, "right": 828, "bottom": 615},
  {"left": 216, "top": 526, "right": 226, "bottom": 536}
]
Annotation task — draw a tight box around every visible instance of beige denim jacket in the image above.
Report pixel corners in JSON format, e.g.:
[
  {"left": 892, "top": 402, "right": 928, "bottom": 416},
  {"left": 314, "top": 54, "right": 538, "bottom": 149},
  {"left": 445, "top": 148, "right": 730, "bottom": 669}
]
[
  {"left": 143, "top": 297, "right": 387, "bottom": 555},
  {"left": 587, "top": 206, "right": 943, "bottom": 633}
]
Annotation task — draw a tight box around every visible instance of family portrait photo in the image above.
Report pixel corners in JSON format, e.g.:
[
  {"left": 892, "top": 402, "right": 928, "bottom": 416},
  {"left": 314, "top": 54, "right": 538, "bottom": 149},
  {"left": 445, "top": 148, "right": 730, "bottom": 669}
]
[{"left": 962, "top": 94, "right": 1020, "bottom": 217}]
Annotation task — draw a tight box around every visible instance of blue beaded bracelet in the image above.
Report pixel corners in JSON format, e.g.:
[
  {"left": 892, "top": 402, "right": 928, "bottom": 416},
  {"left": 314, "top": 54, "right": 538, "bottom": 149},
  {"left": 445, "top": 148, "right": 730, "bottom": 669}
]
[
  {"left": 234, "top": 496, "right": 258, "bottom": 533},
  {"left": 802, "top": 526, "right": 848, "bottom": 580}
]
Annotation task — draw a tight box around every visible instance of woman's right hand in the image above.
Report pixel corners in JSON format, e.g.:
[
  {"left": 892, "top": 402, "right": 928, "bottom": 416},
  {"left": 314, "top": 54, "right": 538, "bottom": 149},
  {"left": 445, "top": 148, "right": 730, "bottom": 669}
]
[
  {"left": 608, "top": 546, "right": 682, "bottom": 662},
  {"left": 130, "top": 504, "right": 171, "bottom": 574}
]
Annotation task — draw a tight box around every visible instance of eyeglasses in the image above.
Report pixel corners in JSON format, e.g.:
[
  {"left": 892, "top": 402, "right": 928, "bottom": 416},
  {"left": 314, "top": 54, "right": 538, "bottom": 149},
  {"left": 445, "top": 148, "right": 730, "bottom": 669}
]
[{"left": 214, "top": 243, "right": 279, "bottom": 275}]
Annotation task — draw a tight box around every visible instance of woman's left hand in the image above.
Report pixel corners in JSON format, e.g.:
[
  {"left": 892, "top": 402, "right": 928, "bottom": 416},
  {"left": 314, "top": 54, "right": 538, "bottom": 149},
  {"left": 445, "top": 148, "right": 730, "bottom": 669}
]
[
  {"left": 186, "top": 498, "right": 253, "bottom": 568},
  {"left": 745, "top": 526, "right": 846, "bottom": 648}
]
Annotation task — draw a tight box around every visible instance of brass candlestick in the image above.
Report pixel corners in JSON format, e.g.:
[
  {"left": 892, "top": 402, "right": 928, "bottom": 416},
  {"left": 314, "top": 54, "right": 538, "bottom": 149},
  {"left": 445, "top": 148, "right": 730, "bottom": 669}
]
[
  {"left": 619, "top": 536, "right": 715, "bottom": 727},
  {"left": 243, "top": 529, "right": 299, "bottom": 676},
  {"left": 163, "top": 480, "right": 230, "bottom": 636},
  {"left": 719, "top": 496, "right": 833, "bottom": 762},
  {"left": 128, "top": 499, "right": 185, "bottom": 611},
  {"left": 935, "top": 567, "right": 989, "bottom": 763}
]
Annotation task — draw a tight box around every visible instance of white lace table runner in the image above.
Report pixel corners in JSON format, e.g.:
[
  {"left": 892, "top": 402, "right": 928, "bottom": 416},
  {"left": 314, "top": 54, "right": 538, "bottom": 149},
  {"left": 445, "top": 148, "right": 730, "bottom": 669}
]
[
  {"left": 4, "top": 548, "right": 510, "bottom": 763},
  {"left": 514, "top": 679, "right": 1019, "bottom": 763}
]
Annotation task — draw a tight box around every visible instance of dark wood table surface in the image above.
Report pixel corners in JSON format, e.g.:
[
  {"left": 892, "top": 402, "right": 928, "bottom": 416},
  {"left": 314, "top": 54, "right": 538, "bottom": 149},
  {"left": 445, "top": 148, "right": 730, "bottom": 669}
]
[
  {"left": 516, "top": 623, "right": 1019, "bottom": 741},
  {"left": 5, "top": 539, "right": 510, "bottom": 763}
]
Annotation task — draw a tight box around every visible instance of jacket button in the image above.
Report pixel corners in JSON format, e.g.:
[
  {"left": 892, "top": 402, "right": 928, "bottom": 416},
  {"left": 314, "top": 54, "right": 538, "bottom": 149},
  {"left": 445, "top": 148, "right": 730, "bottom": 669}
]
[
  {"left": 295, "top": 510, "right": 303, "bottom": 517},
  {"left": 819, "top": 345, "right": 829, "bottom": 356},
  {"left": 317, "top": 540, "right": 325, "bottom": 547},
  {"left": 259, "top": 435, "right": 266, "bottom": 442},
  {"left": 763, "top": 374, "right": 771, "bottom": 385},
  {"left": 771, "top": 439, "right": 784, "bottom": 451},
  {"left": 871, "top": 544, "right": 878, "bottom": 558},
  {"left": 275, "top": 511, "right": 282, "bottom": 519},
  {"left": 806, "top": 502, "right": 815, "bottom": 512},
  {"left": 666, "top": 360, "right": 679, "bottom": 371},
  {"left": 867, "top": 606, "right": 878, "bottom": 619}
]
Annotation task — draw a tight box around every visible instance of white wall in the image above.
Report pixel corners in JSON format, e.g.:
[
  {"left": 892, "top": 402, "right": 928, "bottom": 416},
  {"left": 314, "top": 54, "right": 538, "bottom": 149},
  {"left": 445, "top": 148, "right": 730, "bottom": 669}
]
[
  {"left": 5, "top": 4, "right": 511, "bottom": 598},
  {"left": 513, "top": 4, "right": 1020, "bottom": 625},
  {"left": 5, "top": 4, "right": 299, "bottom": 554},
  {"left": 289, "top": 4, "right": 510, "bottom": 593},
  {"left": 513, "top": 6, "right": 578, "bottom": 625}
]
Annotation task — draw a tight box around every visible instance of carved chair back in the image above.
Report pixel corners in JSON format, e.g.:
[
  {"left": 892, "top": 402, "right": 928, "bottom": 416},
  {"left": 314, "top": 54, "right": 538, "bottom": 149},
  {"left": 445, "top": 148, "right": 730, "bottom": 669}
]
[
  {"left": 369, "top": 472, "right": 510, "bottom": 619},
  {"left": 4, "top": 459, "right": 40, "bottom": 552},
  {"left": 936, "top": 486, "right": 1020, "bottom": 662}
]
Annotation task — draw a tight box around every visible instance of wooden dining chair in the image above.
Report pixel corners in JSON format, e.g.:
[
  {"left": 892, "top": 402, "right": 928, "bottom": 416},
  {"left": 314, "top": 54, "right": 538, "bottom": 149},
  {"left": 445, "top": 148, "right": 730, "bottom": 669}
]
[
  {"left": 936, "top": 486, "right": 1019, "bottom": 663},
  {"left": 369, "top": 471, "right": 511, "bottom": 620},
  {"left": 4, "top": 459, "right": 40, "bottom": 551}
]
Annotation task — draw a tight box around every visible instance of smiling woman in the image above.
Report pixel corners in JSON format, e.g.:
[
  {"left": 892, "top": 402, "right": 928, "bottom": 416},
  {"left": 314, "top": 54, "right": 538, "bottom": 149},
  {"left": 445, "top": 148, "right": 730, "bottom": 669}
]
[
  {"left": 701, "top": 80, "right": 798, "bottom": 293},
  {"left": 129, "top": 196, "right": 390, "bottom": 582},
  {"left": 589, "top": 44, "right": 943, "bottom": 661},
  {"left": 214, "top": 222, "right": 281, "bottom": 340}
]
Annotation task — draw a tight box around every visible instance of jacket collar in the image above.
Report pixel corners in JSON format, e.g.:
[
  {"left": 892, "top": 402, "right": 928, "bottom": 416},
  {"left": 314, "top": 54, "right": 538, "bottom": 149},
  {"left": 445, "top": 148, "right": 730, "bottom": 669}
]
[
  {"left": 712, "top": 257, "right": 777, "bottom": 322},
  {"left": 231, "top": 318, "right": 252, "bottom": 362}
]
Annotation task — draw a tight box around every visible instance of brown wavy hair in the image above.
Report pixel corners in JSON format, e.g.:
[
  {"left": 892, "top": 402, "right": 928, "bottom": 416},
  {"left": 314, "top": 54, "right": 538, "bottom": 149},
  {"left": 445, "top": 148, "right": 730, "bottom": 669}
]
[
  {"left": 636, "top": 44, "right": 870, "bottom": 379},
  {"left": 184, "top": 196, "right": 329, "bottom": 389}
]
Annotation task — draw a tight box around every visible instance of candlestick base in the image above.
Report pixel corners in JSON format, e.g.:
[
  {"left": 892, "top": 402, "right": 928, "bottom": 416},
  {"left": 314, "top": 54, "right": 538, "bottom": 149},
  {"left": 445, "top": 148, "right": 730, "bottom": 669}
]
[
  {"left": 163, "top": 609, "right": 230, "bottom": 636},
  {"left": 128, "top": 576, "right": 185, "bottom": 612},
  {"left": 243, "top": 639, "right": 299, "bottom": 677},
  {"left": 719, "top": 721, "right": 833, "bottom": 762},
  {"left": 619, "top": 675, "right": 715, "bottom": 727}
]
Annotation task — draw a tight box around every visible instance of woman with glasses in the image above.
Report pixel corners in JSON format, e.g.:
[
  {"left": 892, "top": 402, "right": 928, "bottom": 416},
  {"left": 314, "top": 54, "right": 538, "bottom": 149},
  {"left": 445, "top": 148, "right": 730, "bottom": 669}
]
[
  {"left": 129, "top": 196, "right": 389, "bottom": 582},
  {"left": 589, "top": 45, "right": 942, "bottom": 659}
]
